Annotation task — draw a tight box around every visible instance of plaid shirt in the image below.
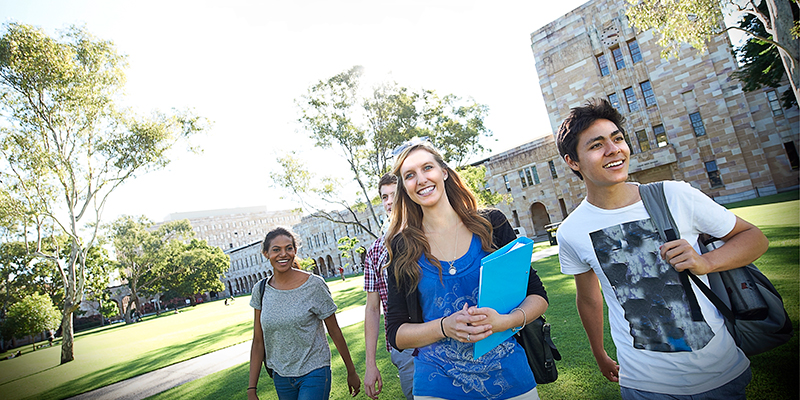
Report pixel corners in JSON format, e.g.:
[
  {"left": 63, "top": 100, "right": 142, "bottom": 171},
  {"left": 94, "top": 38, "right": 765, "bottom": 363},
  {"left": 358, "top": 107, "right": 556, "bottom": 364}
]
[{"left": 363, "top": 234, "right": 391, "bottom": 352}]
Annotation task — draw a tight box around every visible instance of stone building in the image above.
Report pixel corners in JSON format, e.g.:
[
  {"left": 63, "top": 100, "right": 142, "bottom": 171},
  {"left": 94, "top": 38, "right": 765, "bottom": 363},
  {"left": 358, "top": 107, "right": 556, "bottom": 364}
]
[
  {"left": 220, "top": 204, "right": 386, "bottom": 296},
  {"left": 224, "top": 241, "right": 271, "bottom": 296},
  {"left": 293, "top": 205, "right": 386, "bottom": 277},
  {"left": 165, "top": 206, "right": 301, "bottom": 250},
  {"left": 484, "top": 0, "right": 798, "bottom": 238}
]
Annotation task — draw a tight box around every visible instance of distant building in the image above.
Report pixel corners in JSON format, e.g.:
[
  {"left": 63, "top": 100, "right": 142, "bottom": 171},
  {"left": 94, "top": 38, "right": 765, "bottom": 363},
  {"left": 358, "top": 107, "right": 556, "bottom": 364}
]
[
  {"left": 484, "top": 0, "right": 798, "bottom": 239},
  {"left": 293, "top": 205, "right": 385, "bottom": 277},
  {"left": 224, "top": 241, "right": 270, "bottom": 296},
  {"left": 165, "top": 206, "right": 301, "bottom": 250}
]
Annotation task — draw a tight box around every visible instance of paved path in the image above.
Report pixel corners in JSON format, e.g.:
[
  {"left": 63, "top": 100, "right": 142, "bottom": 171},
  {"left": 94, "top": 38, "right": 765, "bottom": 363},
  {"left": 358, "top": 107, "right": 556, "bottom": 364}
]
[{"left": 68, "top": 245, "right": 559, "bottom": 400}]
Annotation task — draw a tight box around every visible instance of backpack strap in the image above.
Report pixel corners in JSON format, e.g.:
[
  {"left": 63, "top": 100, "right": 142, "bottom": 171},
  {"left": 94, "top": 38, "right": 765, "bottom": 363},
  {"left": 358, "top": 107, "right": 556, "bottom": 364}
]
[
  {"left": 256, "top": 277, "right": 275, "bottom": 378},
  {"left": 638, "top": 182, "right": 704, "bottom": 322}
]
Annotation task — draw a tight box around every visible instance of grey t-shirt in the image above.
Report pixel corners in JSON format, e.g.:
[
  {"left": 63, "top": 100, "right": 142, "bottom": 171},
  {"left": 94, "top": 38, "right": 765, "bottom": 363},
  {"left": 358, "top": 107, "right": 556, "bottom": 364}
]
[{"left": 250, "top": 273, "right": 337, "bottom": 377}]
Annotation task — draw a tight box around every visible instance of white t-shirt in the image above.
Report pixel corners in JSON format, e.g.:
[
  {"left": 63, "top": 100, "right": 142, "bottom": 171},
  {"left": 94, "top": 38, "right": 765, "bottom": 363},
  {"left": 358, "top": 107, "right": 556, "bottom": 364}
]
[{"left": 557, "top": 181, "right": 749, "bottom": 395}]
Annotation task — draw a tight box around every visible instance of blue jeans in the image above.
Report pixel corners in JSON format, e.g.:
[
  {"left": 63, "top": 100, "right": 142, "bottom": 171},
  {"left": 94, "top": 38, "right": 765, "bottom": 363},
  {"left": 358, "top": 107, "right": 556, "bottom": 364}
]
[
  {"left": 621, "top": 367, "right": 751, "bottom": 400},
  {"left": 273, "top": 366, "right": 331, "bottom": 400}
]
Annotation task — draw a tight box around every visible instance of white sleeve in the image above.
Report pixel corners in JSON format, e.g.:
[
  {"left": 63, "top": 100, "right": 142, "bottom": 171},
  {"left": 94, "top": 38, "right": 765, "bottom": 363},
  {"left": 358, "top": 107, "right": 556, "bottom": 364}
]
[
  {"left": 665, "top": 181, "right": 737, "bottom": 239},
  {"left": 557, "top": 221, "right": 592, "bottom": 276}
]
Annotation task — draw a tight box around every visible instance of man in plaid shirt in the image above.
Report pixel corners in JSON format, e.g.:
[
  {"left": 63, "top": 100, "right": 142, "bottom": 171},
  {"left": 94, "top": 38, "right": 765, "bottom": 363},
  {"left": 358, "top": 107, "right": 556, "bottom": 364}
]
[{"left": 363, "top": 173, "right": 414, "bottom": 400}]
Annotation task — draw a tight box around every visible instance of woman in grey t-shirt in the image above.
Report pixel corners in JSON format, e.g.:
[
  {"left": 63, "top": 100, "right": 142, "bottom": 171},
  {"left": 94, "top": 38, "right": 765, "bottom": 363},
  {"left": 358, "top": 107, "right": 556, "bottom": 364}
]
[{"left": 247, "top": 227, "right": 361, "bottom": 400}]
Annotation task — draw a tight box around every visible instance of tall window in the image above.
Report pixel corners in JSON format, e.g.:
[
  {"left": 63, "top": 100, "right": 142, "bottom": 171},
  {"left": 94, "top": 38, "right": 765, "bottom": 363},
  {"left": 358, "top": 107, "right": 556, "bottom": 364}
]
[
  {"left": 640, "top": 80, "right": 657, "bottom": 107},
  {"left": 636, "top": 129, "right": 650, "bottom": 152},
  {"left": 624, "top": 87, "right": 639, "bottom": 111},
  {"left": 597, "top": 54, "right": 610, "bottom": 76},
  {"left": 784, "top": 141, "right": 799, "bottom": 170},
  {"left": 531, "top": 165, "right": 540, "bottom": 185},
  {"left": 705, "top": 160, "right": 723, "bottom": 187},
  {"left": 503, "top": 174, "right": 511, "bottom": 192},
  {"left": 622, "top": 131, "right": 634, "bottom": 152},
  {"left": 548, "top": 160, "right": 558, "bottom": 179},
  {"left": 628, "top": 39, "right": 642, "bottom": 63},
  {"left": 654, "top": 124, "right": 668, "bottom": 147},
  {"left": 608, "top": 93, "right": 621, "bottom": 111},
  {"left": 519, "top": 166, "right": 540, "bottom": 187},
  {"left": 690, "top": 112, "right": 706, "bottom": 136},
  {"left": 612, "top": 47, "right": 625, "bottom": 70},
  {"left": 766, "top": 90, "right": 783, "bottom": 116}
]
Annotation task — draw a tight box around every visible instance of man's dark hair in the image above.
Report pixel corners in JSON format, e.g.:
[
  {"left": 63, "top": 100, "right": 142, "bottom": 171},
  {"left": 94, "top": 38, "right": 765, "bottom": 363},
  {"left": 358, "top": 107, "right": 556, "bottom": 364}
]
[
  {"left": 377, "top": 173, "right": 397, "bottom": 197},
  {"left": 556, "top": 98, "right": 626, "bottom": 180}
]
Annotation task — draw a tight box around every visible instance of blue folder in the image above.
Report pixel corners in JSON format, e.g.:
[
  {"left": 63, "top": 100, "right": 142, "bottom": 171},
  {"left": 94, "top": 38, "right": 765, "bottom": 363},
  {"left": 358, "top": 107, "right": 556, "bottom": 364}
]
[{"left": 473, "top": 236, "right": 534, "bottom": 359}]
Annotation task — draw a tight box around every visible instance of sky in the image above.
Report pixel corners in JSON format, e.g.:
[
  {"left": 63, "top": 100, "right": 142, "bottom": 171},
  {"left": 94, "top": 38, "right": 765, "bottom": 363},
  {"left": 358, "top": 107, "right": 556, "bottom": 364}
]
[{"left": 3, "top": 0, "right": 621, "bottom": 223}]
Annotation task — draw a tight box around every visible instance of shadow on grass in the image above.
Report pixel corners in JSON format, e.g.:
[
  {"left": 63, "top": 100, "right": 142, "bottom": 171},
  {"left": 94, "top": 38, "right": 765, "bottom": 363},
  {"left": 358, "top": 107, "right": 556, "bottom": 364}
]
[
  {"left": 32, "top": 321, "right": 252, "bottom": 400},
  {"left": 725, "top": 191, "right": 799, "bottom": 209},
  {"left": 333, "top": 286, "right": 365, "bottom": 311}
]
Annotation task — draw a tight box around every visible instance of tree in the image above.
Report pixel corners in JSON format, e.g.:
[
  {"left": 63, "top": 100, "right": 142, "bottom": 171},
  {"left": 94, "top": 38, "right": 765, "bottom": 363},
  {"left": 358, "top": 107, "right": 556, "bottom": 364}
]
[
  {"left": 5, "top": 293, "right": 61, "bottom": 351},
  {"left": 336, "top": 236, "right": 364, "bottom": 272},
  {"left": 161, "top": 238, "right": 228, "bottom": 305},
  {"left": 732, "top": 1, "right": 799, "bottom": 108},
  {"left": 281, "top": 66, "right": 492, "bottom": 239},
  {"left": 0, "top": 23, "right": 206, "bottom": 363},
  {"left": 626, "top": 0, "right": 800, "bottom": 106},
  {"left": 109, "top": 216, "right": 194, "bottom": 323},
  {"left": 456, "top": 165, "right": 512, "bottom": 208}
]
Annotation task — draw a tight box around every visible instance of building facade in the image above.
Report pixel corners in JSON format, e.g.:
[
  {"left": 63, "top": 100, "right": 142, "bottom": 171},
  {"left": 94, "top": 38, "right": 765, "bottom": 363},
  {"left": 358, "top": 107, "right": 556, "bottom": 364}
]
[
  {"left": 219, "top": 204, "right": 387, "bottom": 296},
  {"left": 485, "top": 0, "right": 798, "bottom": 239},
  {"left": 165, "top": 206, "right": 301, "bottom": 250}
]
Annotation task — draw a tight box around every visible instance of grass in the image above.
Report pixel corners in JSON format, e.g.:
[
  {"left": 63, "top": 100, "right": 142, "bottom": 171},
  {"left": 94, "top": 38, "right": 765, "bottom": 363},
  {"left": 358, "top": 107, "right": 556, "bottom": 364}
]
[
  {"left": 2, "top": 193, "right": 797, "bottom": 399},
  {"left": 150, "top": 193, "right": 800, "bottom": 400},
  {"left": 146, "top": 319, "right": 405, "bottom": 400},
  {"left": 0, "top": 275, "right": 370, "bottom": 400}
]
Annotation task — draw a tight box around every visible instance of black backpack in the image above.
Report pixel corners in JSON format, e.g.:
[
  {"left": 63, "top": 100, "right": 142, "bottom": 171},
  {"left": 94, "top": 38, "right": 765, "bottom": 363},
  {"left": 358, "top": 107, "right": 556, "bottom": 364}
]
[{"left": 638, "top": 182, "right": 793, "bottom": 356}]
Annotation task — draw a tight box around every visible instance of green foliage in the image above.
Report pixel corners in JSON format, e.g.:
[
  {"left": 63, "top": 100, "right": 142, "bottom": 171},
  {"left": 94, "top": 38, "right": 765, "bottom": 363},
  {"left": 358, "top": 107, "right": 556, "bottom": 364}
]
[
  {"left": 625, "top": 0, "right": 799, "bottom": 106},
  {"left": 5, "top": 293, "right": 60, "bottom": 347},
  {"left": 109, "top": 216, "right": 195, "bottom": 322},
  {"left": 281, "top": 65, "right": 492, "bottom": 238},
  {"left": 731, "top": 1, "right": 799, "bottom": 109},
  {"left": 456, "top": 164, "right": 511, "bottom": 207},
  {"left": 0, "top": 22, "right": 207, "bottom": 363},
  {"left": 296, "top": 257, "right": 316, "bottom": 272},
  {"left": 626, "top": 0, "right": 724, "bottom": 59},
  {"left": 161, "top": 239, "right": 229, "bottom": 302}
]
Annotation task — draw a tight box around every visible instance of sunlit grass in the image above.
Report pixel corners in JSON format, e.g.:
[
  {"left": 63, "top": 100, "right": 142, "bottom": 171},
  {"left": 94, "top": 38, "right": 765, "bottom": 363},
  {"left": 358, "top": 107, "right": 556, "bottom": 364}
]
[
  {"left": 0, "top": 274, "right": 369, "bottom": 400},
  {"left": 1, "top": 194, "right": 796, "bottom": 399}
]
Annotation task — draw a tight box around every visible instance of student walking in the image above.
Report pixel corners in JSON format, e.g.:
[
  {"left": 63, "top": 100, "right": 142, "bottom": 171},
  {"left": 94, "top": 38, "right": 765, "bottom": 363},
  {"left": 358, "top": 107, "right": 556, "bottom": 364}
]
[
  {"left": 363, "top": 173, "right": 414, "bottom": 400},
  {"left": 555, "top": 99, "right": 768, "bottom": 399},
  {"left": 384, "top": 138, "right": 549, "bottom": 399},
  {"left": 248, "top": 227, "right": 360, "bottom": 400}
]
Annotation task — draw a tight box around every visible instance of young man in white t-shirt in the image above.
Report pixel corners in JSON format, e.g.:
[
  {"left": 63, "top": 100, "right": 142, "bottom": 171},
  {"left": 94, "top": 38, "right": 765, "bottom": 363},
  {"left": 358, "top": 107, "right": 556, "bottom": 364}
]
[{"left": 555, "top": 99, "right": 769, "bottom": 399}]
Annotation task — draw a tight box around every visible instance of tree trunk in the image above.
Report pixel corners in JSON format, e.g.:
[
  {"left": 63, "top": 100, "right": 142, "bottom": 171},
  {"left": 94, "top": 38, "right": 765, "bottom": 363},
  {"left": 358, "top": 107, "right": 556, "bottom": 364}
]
[
  {"left": 767, "top": 0, "right": 799, "bottom": 105},
  {"left": 59, "top": 307, "right": 75, "bottom": 364}
]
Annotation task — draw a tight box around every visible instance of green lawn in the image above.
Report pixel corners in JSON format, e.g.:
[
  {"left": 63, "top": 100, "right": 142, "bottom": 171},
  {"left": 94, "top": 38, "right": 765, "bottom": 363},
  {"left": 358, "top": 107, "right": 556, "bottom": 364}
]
[
  {"left": 0, "top": 275, "right": 370, "bottom": 400},
  {"left": 150, "top": 194, "right": 800, "bottom": 400},
  {"left": 2, "top": 193, "right": 797, "bottom": 400}
]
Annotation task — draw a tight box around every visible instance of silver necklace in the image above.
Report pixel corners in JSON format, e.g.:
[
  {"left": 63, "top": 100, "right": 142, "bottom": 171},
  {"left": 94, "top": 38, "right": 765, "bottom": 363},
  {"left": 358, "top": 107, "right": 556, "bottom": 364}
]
[{"left": 429, "top": 223, "right": 460, "bottom": 275}]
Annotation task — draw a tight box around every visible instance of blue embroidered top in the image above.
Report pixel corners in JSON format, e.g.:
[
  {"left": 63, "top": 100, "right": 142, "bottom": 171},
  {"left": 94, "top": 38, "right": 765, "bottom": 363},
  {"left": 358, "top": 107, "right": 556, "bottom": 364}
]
[{"left": 413, "top": 234, "right": 535, "bottom": 399}]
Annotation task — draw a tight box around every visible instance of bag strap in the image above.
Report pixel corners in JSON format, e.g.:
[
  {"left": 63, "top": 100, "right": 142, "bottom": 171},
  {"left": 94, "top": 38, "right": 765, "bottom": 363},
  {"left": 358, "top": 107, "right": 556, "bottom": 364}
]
[
  {"left": 638, "top": 182, "right": 704, "bottom": 322},
  {"left": 257, "top": 277, "right": 274, "bottom": 378}
]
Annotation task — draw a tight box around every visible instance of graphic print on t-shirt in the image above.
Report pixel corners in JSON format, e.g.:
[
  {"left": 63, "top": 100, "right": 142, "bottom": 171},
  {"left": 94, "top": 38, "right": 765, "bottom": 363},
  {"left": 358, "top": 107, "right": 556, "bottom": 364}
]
[{"left": 590, "top": 218, "right": 714, "bottom": 352}]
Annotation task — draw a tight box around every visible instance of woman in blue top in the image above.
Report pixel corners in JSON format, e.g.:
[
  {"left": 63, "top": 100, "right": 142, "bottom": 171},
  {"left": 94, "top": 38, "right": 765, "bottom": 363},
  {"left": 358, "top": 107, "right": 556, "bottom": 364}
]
[{"left": 385, "top": 138, "right": 549, "bottom": 400}]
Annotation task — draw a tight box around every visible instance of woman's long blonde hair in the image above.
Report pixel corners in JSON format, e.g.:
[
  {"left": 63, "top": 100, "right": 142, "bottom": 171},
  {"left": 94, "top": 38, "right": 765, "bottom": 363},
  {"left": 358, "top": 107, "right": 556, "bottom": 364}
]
[{"left": 385, "top": 141, "right": 494, "bottom": 291}]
